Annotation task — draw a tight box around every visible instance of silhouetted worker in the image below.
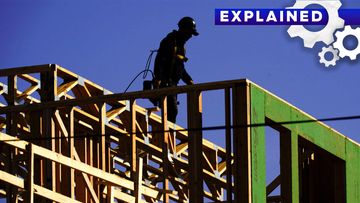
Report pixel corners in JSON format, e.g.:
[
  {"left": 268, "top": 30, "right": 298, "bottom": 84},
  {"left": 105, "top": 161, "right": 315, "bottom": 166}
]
[{"left": 153, "top": 16, "right": 199, "bottom": 123}]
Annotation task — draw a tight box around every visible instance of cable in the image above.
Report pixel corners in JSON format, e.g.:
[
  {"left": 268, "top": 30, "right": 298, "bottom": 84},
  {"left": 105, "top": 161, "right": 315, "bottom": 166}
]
[
  {"left": 1, "top": 114, "right": 359, "bottom": 143},
  {"left": 123, "top": 69, "right": 153, "bottom": 94},
  {"left": 123, "top": 50, "right": 157, "bottom": 93},
  {"left": 142, "top": 49, "right": 157, "bottom": 79}
]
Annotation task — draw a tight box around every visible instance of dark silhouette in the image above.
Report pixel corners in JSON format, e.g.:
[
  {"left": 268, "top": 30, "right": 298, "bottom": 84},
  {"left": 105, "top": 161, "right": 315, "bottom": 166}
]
[{"left": 153, "top": 17, "right": 199, "bottom": 123}]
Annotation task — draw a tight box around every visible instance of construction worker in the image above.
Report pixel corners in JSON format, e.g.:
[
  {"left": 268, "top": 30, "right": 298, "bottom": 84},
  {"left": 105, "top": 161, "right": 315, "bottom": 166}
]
[{"left": 153, "top": 16, "right": 199, "bottom": 123}]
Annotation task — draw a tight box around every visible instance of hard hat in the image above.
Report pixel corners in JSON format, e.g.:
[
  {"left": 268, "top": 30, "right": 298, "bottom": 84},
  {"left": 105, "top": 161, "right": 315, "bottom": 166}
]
[{"left": 178, "top": 17, "right": 199, "bottom": 36}]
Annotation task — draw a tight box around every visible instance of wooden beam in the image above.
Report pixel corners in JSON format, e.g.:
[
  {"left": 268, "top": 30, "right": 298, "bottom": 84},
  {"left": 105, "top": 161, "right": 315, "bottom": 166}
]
[
  {"left": 0, "top": 168, "right": 81, "bottom": 203},
  {"left": 68, "top": 109, "right": 75, "bottom": 198},
  {"left": 25, "top": 144, "right": 34, "bottom": 203},
  {"left": 99, "top": 102, "right": 106, "bottom": 171},
  {"left": 5, "top": 74, "right": 17, "bottom": 203},
  {"left": 224, "top": 87, "right": 232, "bottom": 202},
  {"left": 112, "top": 187, "right": 135, "bottom": 202},
  {"left": 0, "top": 132, "right": 134, "bottom": 190},
  {"left": 0, "top": 64, "right": 53, "bottom": 76},
  {"left": 17, "top": 85, "right": 39, "bottom": 101},
  {"left": 135, "top": 157, "right": 144, "bottom": 202},
  {"left": 0, "top": 79, "right": 249, "bottom": 114},
  {"left": 232, "top": 83, "right": 251, "bottom": 203},
  {"left": 33, "top": 184, "right": 81, "bottom": 203},
  {"left": 161, "top": 96, "right": 169, "bottom": 203},
  {"left": 266, "top": 175, "right": 281, "bottom": 196},
  {"left": 57, "top": 80, "right": 78, "bottom": 98},
  {"left": 187, "top": 91, "right": 203, "bottom": 203},
  {"left": 130, "top": 99, "right": 137, "bottom": 181},
  {"left": 18, "top": 74, "right": 39, "bottom": 85},
  {"left": 280, "top": 128, "right": 300, "bottom": 203},
  {"left": 0, "top": 170, "right": 24, "bottom": 188},
  {"left": 40, "top": 66, "right": 57, "bottom": 199}
]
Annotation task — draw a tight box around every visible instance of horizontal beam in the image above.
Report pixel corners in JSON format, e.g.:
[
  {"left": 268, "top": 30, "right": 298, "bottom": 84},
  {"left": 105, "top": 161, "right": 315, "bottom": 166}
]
[
  {"left": 0, "top": 79, "right": 249, "bottom": 113},
  {"left": 0, "top": 132, "right": 134, "bottom": 190},
  {"left": 0, "top": 64, "right": 54, "bottom": 76},
  {"left": 0, "top": 170, "right": 80, "bottom": 203}
]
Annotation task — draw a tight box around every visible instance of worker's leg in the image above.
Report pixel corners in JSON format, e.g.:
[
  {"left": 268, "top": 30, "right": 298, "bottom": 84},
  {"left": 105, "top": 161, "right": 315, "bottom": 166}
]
[{"left": 167, "top": 94, "right": 178, "bottom": 123}]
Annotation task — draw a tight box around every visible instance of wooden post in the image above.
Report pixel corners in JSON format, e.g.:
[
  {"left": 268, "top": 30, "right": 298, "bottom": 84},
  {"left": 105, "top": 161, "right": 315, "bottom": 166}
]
[
  {"left": 224, "top": 88, "right": 232, "bottom": 202},
  {"left": 26, "top": 144, "right": 34, "bottom": 203},
  {"left": 30, "top": 110, "right": 43, "bottom": 203},
  {"left": 130, "top": 99, "right": 137, "bottom": 176},
  {"left": 68, "top": 109, "right": 75, "bottom": 198},
  {"left": 5, "top": 75, "right": 17, "bottom": 202},
  {"left": 270, "top": 119, "right": 299, "bottom": 202},
  {"left": 135, "top": 157, "right": 144, "bottom": 202},
  {"left": 280, "top": 129, "right": 293, "bottom": 203},
  {"left": 98, "top": 102, "right": 107, "bottom": 201},
  {"left": 99, "top": 102, "right": 106, "bottom": 171},
  {"left": 187, "top": 91, "right": 203, "bottom": 203},
  {"left": 161, "top": 96, "right": 169, "bottom": 203},
  {"left": 40, "top": 65, "right": 57, "bottom": 200},
  {"left": 232, "top": 83, "right": 251, "bottom": 203}
]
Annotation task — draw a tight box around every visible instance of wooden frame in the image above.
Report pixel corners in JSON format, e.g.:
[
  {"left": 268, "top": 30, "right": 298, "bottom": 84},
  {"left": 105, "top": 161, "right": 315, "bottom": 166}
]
[{"left": 0, "top": 64, "right": 359, "bottom": 202}]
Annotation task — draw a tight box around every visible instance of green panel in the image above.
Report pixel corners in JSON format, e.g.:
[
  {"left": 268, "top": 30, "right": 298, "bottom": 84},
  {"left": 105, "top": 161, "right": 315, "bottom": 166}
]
[
  {"left": 250, "top": 82, "right": 360, "bottom": 202},
  {"left": 290, "top": 109, "right": 345, "bottom": 160},
  {"left": 264, "top": 91, "right": 345, "bottom": 159},
  {"left": 346, "top": 140, "right": 360, "bottom": 202},
  {"left": 263, "top": 88, "right": 300, "bottom": 202},
  {"left": 250, "top": 84, "right": 266, "bottom": 202},
  {"left": 290, "top": 129, "right": 300, "bottom": 203},
  {"left": 264, "top": 92, "right": 291, "bottom": 125}
]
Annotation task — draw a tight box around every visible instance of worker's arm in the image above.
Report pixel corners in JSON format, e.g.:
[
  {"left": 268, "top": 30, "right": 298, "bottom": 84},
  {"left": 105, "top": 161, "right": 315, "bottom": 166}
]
[{"left": 180, "top": 65, "right": 194, "bottom": 85}]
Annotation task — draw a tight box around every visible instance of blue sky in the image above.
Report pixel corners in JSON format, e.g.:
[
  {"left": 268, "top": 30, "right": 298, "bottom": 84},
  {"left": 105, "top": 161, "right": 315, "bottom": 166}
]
[{"left": 1, "top": 0, "right": 359, "bottom": 201}]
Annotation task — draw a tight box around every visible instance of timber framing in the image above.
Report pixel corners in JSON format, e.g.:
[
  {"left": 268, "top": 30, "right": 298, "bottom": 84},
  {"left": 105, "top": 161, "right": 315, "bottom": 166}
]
[{"left": 0, "top": 64, "right": 359, "bottom": 202}]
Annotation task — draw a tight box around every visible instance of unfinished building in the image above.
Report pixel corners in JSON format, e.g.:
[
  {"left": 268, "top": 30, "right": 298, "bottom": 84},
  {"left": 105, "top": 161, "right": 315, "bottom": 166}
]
[{"left": 0, "top": 64, "right": 359, "bottom": 202}]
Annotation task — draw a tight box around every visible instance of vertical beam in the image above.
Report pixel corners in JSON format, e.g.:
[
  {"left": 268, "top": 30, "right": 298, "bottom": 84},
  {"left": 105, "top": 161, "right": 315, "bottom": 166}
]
[
  {"left": 87, "top": 136, "right": 93, "bottom": 203},
  {"left": 26, "top": 143, "right": 34, "bottom": 203},
  {"left": 232, "top": 83, "right": 251, "bottom": 203},
  {"left": 187, "top": 91, "right": 203, "bottom": 203},
  {"left": 98, "top": 102, "right": 106, "bottom": 201},
  {"left": 6, "top": 75, "right": 17, "bottom": 202},
  {"left": 130, "top": 99, "right": 137, "bottom": 179},
  {"left": 30, "top": 110, "right": 43, "bottom": 203},
  {"left": 68, "top": 109, "right": 75, "bottom": 198},
  {"left": 224, "top": 88, "right": 232, "bottom": 202},
  {"left": 75, "top": 132, "right": 87, "bottom": 202},
  {"left": 98, "top": 102, "right": 106, "bottom": 171},
  {"left": 280, "top": 129, "right": 299, "bottom": 203},
  {"left": 135, "top": 157, "right": 144, "bottom": 202},
  {"left": 249, "top": 84, "right": 266, "bottom": 202},
  {"left": 345, "top": 140, "right": 360, "bottom": 203},
  {"left": 160, "top": 97, "right": 169, "bottom": 203},
  {"left": 106, "top": 186, "right": 114, "bottom": 203},
  {"left": 40, "top": 66, "right": 57, "bottom": 198}
]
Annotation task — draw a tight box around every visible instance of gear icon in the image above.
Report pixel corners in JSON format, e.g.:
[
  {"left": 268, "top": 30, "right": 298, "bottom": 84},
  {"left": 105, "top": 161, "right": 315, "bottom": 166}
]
[
  {"left": 333, "top": 25, "right": 360, "bottom": 60},
  {"left": 318, "top": 45, "right": 339, "bottom": 67},
  {"left": 287, "top": 0, "right": 344, "bottom": 48}
]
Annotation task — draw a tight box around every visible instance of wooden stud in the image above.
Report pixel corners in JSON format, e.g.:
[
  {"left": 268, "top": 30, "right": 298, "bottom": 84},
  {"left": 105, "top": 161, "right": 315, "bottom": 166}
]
[
  {"left": 280, "top": 129, "right": 293, "bottom": 203},
  {"left": 160, "top": 96, "right": 169, "bottom": 203},
  {"left": 5, "top": 74, "right": 17, "bottom": 202},
  {"left": 135, "top": 157, "right": 144, "bottom": 202},
  {"left": 224, "top": 87, "right": 232, "bottom": 202},
  {"left": 232, "top": 83, "right": 251, "bottom": 203},
  {"left": 130, "top": 99, "right": 137, "bottom": 180},
  {"left": 68, "top": 109, "right": 75, "bottom": 198},
  {"left": 187, "top": 91, "right": 203, "bottom": 203},
  {"left": 26, "top": 143, "right": 34, "bottom": 203}
]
